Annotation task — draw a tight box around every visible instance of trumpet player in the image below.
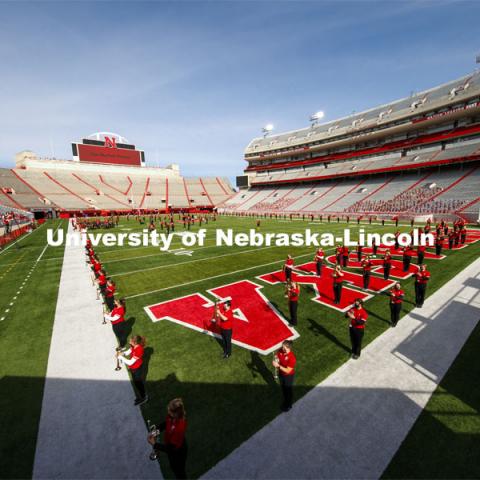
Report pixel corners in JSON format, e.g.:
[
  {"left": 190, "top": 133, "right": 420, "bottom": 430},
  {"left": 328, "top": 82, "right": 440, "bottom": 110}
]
[
  {"left": 283, "top": 254, "right": 294, "bottom": 282},
  {"left": 332, "top": 264, "right": 344, "bottom": 305},
  {"left": 272, "top": 340, "right": 296, "bottom": 412},
  {"left": 213, "top": 300, "right": 233, "bottom": 359},
  {"left": 148, "top": 398, "right": 187, "bottom": 479},
  {"left": 285, "top": 280, "right": 300, "bottom": 326},
  {"left": 346, "top": 298, "right": 368, "bottom": 359},
  {"left": 116, "top": 335, "right": 148, "bottom": 406}
]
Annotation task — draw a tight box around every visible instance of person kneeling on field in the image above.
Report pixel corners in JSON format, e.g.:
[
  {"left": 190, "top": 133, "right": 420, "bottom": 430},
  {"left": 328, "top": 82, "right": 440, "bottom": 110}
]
[{"left": 148, "top": 398, "right": 188, "bottom": 479}]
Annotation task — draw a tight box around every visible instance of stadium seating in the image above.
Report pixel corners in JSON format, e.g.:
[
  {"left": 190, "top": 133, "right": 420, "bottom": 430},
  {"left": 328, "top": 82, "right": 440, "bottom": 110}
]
[{"left": 0, "top": 165, "right": 234, "bottom": 211}]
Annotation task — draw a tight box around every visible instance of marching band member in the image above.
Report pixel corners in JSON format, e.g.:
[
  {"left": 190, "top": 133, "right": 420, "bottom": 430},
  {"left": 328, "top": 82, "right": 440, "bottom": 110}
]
[
  {"left": 341, "top": 245, "right": 349, "bottom": 268},
  {"left": 105, "top": 298, "right": 127, "bottom": 348},
  {"left": 285, "top": 280, "right": 300, "bottom": 326},
  {"left": 361, "top": 255, "right": 372, "bottom": 290},
  {"left": 148, "top": 398, "right": 188, "bottom": 479},
  {"left": 104, "top": 278, "right": 116, "bottom": 311},
  {"left": 332, "top": 264, "right": 344, "bottom": 305},
  {"left": 402, "top": 245, "right": 413, "bottom": 272},
  {"left": 116, "top": 335, "right": 148, "bottom": 405},
  {"left": 435, "top": 234, "right": 444, "bottom": 256},
  {"left": 96, "top": 269, "right": 107, "bottom": 296},
  {"left": 283, "top": 255, "right": 294, "bottom": 282},
  {"left": 389, "top": 282, "right": 404, "bottom": 327},
  {"left": 346, "top": 298, "right": 368, "bottom": 359},
  {"left": 417, "top": 244, "right": 426, "bottom": 265},
  {"left": 414, "top": 264, "right": 431, "bottom": 308},
  {"left": 383, "top": 250, "right": 392, "bottom": 280},
  {"left": 314, "top": 248, "right": 324, "bottom": 277},
  {"left": 214, "top": 300, "right": 233, "bottom": 359},
  {"left": 335, "top": 244, "right": 342, "bottom": 265},
  {"left": 272, "top": 340, "right": 296, "bottom": 412}
]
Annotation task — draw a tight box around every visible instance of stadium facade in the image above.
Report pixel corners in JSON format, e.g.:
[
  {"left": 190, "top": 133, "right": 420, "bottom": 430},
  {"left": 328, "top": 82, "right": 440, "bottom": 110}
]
[{"left": 0, "top": 132, "right": 234, "bottom": 215}]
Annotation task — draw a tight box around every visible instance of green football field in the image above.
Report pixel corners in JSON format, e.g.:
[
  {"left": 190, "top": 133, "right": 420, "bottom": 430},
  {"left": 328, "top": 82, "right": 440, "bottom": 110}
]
[{"left": 0, "top": 216, "right": 479, "bottom": 479}]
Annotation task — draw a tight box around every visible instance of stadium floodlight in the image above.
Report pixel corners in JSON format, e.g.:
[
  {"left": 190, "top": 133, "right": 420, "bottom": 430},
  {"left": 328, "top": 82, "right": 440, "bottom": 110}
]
[
  {"left": 262, "top": 124, "right": 274, "bottom": 137},
  {"left": 309, "top": 111, "right": 325, "bottom": 126}
]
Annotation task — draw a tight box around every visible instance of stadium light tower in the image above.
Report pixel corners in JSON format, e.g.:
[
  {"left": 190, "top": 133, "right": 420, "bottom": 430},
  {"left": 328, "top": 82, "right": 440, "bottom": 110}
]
[
  {"left": 262, "top": 124, "right": 274, "bottom": 137},
  {"left": 309, "top": 111, "right": 325, "bottom": 126}
]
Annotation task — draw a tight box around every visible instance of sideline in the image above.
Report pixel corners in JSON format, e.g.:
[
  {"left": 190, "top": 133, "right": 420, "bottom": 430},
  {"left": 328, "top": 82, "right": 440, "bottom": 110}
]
[{"left": 33, "top": 222, "right": 161, "bottom": 479}]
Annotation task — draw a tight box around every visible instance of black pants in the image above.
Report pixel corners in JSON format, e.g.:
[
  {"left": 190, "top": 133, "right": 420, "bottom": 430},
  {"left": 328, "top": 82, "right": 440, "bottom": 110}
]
[
  {"left": 112, "top": 322, "right": 127, "bottom": 348},
  {"left": 435, "top": 244, "right": 442, "bottom": 256},
  {"left": 390, "top": 303, "right": 401, "bottom": 326},
  {"left": 336, "top": 255, "right": 341, "bottom": 265},
  {"left": 221, "top": 328, "right": 232, "bottom": 356},
  {"left": 417, "top": 252, "right": 424, "bottom": 265},
  {"left": 279, "top": 373, "right": 295, "bottom": 409},
  {"left": 154, "top": 442, "right": 188, "bottom": 479},
  {"left": 373, "top": 246, "right": 378, "bottom": 256},
  {"left": 316, "top": 262, "right": 322, "bottom": 276},
  {"left": 285, "top": 268, "right": 292, "bottom": 282},
  {"left": 349, "top": 327, "right": 364, "bottom": 356},
  {"left": 363, "top": 272, "right": 370, "bottom": 290},
  {"left": 357, "top": 251, "right": 362, "bottom": 262},
  {"left": 383, "top": 265, "right": 391, "bottom": 280},
  {"left": 403, "top": 256, "right": 411, "bottom": 272},
  {"left": 449, "top": 240, "right": 453, "bottom": 250},
  {"left": 415, "top": 282, "right": 427, "bottom": 307},
  {"left": 333, "top": 283, "right": 342, "bottom": 304},
  {"left": 131, "top": 367, "right": 146, "bottom": 399},
  {"left": 289, "top": 300, "right": 298, "bottom": 326},
  {"left": 342, "top": 256, "right": 348, "bottom": 268},
  {"left": 106, "top": 295, "right": 115, "bottom": 311}
]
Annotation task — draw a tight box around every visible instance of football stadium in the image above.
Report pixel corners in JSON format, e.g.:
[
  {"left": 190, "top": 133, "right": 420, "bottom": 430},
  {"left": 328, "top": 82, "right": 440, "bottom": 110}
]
[{"left": 1, "top": 2, "right": 479, "bottom": 480}]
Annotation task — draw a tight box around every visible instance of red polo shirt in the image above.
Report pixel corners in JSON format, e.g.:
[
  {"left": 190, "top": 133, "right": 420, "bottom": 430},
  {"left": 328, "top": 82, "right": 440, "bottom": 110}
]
[
  {"left": 349, "top": 307, "right": 368, "bottom": 329},
  {"left": 277, "top": 350, "right": 296, "bottom": 376},
  {"left": 390, "top": 289, "right": 404, "bottom": 304}
]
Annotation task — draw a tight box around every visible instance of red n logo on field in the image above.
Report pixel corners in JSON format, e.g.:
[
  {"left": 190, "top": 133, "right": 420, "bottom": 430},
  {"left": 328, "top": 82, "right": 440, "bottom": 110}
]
[
  {"left": 144, "top": 280, "right": 298, "bottom": 355},
  {"left": 258, "top": 262, "right": 395, "bottom": 312},
  {"left": 104, "top": 136, "right": 117, "bottom": 148}
]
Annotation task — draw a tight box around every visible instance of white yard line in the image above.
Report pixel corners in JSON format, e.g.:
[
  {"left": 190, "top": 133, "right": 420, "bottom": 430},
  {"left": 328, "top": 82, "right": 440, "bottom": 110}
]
[
  {"left": 112, "top": 244, "right": 283, "bottom": 277},
  {"left": 33, "top": 222, "right": 161, "bottom": 479},
  {"left": 203, "top": 258, "right": 480, "bottom": 480},
  {"left": 125, "top": 248, "right": 334, "bottom": 299}
]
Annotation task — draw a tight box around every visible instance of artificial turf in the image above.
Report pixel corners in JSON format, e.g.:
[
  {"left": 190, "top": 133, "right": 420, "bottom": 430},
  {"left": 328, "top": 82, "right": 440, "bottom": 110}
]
[
  {"left": 0, "top": 219, "right": 66, "bottom": 479},
  {"left": 383, "top": 320, "right": 480, "bottom": 479},
  {"left": 0, "top": 216, "right": 478, "bottom": 479}
]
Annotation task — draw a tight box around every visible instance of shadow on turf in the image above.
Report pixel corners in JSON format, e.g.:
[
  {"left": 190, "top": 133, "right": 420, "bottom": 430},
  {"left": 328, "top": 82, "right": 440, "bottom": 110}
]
[{"left": 307, "top": 317, "right": 350, "bottom": 353}]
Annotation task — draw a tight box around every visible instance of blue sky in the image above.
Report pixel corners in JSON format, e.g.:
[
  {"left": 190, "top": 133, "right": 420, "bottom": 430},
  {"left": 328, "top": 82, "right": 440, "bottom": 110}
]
[{"left": 0, "top": 0, "right": 479, "bottom": 181}]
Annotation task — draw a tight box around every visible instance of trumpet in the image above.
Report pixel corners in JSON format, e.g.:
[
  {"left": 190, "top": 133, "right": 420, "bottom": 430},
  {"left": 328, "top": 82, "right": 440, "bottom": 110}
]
[
  {"left": 147, "top": 420, "right": 161, "bottom": 461},
  {"left": 273, "top": 353, "right": 279, "bottom": 380}
]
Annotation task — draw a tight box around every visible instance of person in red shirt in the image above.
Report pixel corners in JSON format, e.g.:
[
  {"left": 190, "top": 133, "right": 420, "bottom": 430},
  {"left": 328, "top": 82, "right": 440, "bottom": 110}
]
[
  {"left": 402, "top": 245, "right": 413, "bottom": 272},
  {"left": 414, "top": 264, "right": 431, "bottom": 308},
  {"left": 332, "top": 264, "right": 344, "bottom": 305},
  {"left": 117, "top": 335, "right": 147, "bottom": 405},
  {"left": 383, "top": 250, "right": 392, "bottom": 280},
  {"left": 283, "top": 255, "right": 294, "bottom": 282},
  {"left": 314, "top": 248, "right": 325, "bottom": 277},
  {"left": 104, "top": 278, "right": 116, "bottom": 311},
  {"left": 361, "top": 255, "right": 372, "bottom": 290},
  {"left": 105, "top": 298, "right": 127, "bottom": 347},
  {"left": 435, "top": 234, "right": 444, "bottom": 256},
  {"left": 346, "top": 298, "right": 368, "bottom": 359},
  {"left": 215, "top": 300, "right": 233, "bottom": 359},
  {"left": 148, "top": 398, "right": 187, "bottom": 478},
  {"left": 272, "top": 340, "right": 296, "bottom": 412},
  {"left": 389, "top": 282, "right": 404, "bottom": 327},
  {"left": 96, "top": 269, "right": 107, "bottom": 297},
  {"left": 335, "top": 245, "right": 342, "bottom": 265},
  {"left": 417, "top": 244, "right": 426, "bottom": 265},
  {"left": 285, "top": 280, "right": 300, "bottom": 326},
  {"left": 341, "top": 245, "right": 349, "bottom": 268}
]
